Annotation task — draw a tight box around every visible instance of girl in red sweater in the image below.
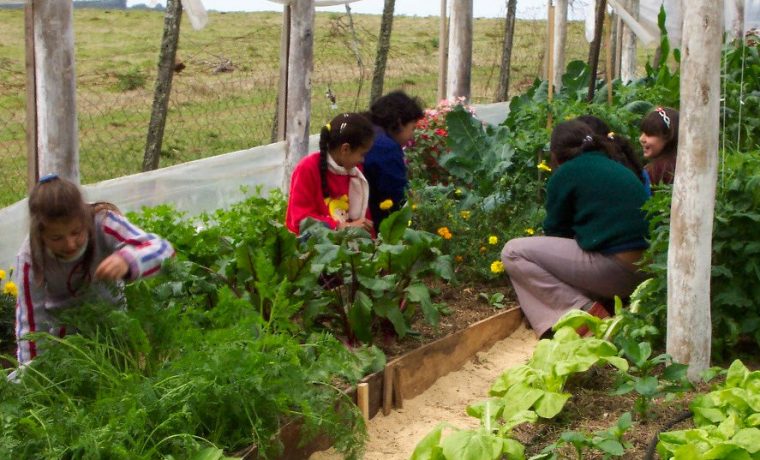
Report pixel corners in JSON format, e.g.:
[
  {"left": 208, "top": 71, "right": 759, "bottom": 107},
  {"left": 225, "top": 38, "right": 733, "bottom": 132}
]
[{"left": 286, "top": 113, "right": 376, "bottom": 235}]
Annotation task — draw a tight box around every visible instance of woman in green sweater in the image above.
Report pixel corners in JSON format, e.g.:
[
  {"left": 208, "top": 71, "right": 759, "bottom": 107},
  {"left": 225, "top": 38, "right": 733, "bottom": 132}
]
[{"left": 501, "top": 120, "right": 649, "bottom": 338}]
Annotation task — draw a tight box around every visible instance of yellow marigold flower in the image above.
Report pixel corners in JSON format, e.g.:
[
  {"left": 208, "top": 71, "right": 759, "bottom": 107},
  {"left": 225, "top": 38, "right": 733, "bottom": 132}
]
[
  {"left": 379, "top": 199, "right": 394, "bottom": 210},
  {"left": 0, "top": 269, "right": 5, "bottom": 280},
  {"left": 3, "top": 281, "right": 18, "bottom": 298},
  {"left": 537, "top": 160, "right": 552, "bottom": 173},
  {"left": 525, "top": 228, "right": 535, "bottom": 235},
  {"left": 490, "top": 261, "right": 505, "bottom": 274},
  {"left": 437, "top": 227, "right": 452, "bottom": 240},
  {"left": 455, "top": 188, "right": 463, "bottom": 196},
  {"left": 459, "top": 210, "right": 471, "bottom": 220},
  {"left": 488, "top": 235, "right": 498, "bottom": 245},
  {"left": 412, "top": 203, "right": 418, "bottom": 210}
]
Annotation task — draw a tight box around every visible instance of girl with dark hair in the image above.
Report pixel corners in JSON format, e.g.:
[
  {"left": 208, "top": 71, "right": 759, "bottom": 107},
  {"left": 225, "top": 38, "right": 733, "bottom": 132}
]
[
  {"left": 575, "top": 114, "right": 647, "bottom": 187},
  {"left": 501, "top": 120, "right": 649, "bottom": 338},
  {"left": 363, "top": 90, "right": 424, "bottom": 230},
  {"left": 14, "top": 175, "right": 174, "bottom": 365},
  {"left": 639, "top": 107, "right": 679, "bottom": 186},
  {"left": 285, "top": 112, "right": 376, "bottom": 234}
]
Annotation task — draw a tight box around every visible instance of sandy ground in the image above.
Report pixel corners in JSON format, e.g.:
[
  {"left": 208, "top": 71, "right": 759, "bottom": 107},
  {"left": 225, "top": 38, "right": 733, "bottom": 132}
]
[{"left": 310, "top": 323, "right": 538, "bottom": 460}]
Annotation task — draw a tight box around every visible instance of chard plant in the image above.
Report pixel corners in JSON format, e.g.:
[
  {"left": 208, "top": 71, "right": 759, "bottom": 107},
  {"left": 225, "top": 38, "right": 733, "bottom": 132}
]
[
  {"left": 299, "top": 205, "right": 453, "bottom": 344},
  {"left": 657, "top": 360, "right": 760, "bottom": 459}
]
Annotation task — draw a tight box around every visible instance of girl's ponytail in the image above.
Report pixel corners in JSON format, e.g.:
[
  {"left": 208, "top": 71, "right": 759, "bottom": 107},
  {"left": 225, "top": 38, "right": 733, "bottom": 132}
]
[{"left": 318, "top": 123, "right": 332, "bottom": 199}]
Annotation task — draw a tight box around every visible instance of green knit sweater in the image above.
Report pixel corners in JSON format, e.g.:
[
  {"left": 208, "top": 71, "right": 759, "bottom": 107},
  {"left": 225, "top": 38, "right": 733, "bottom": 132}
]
[{"left": 543, "top": 151, "right": 649, "bottom": 253}]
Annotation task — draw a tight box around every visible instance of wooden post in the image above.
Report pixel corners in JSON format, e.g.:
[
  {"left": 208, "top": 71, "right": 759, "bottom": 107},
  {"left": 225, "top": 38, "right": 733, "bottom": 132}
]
[
  {"left": 357, "top": 382, "right": 369, "bottom": 421},
  {"left": 272, "top": 4, "right": 290, "bottom": 142},
  {"left": 24, "top": 0, "right": 38, "bottom": 191},
  {"left": 494, "top": 0, "right": 517, "bottom": 102},
  {"left": 667, "top": 0, "right": 722, "bottom": 382},
  {"left": 382, "top": 363, "right": 394, "bottom": 415},
  {"left": 369, "top": 0, "right": 395, "bottom": 104},
  {"left": 587, "top": 0, "right": 607, "bottom": 102},
  {"left": 28, "top": 0, "right": 79, "bottom": 183},
  {"left": 437, "top": 0, "right": 448, "bottom": 102},
  {"left": 728, "top": 0, "right": 745, "bottom": 40},
  {"left": 446, "top": 0, "right": 473, "bottom": 102},
  {"left": 282, "top": 0, "right": 315, "bottom": 193},
  {"left": 620, "top": 0, "right": 638, "bottom": 83},
  {"left": 142, "top": 0, "right": 182, "bottom": 172},
  {"left": 546, "top": 4, "right": 555, "bottom": 101},
  {"left": 605, "top": 13, "right": 613, "bottom": 105},
  {"left": 551, "top": 0, "right": 567, "bottom": 92}
]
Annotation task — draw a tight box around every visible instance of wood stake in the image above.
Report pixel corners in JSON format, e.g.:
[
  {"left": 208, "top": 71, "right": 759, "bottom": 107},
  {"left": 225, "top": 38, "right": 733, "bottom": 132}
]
[
  {"left": 357, "top": 382, "right": 369, "bottom": 421},
  {"left": 393, "top": 365, "right": 403, "bottom": 409},
  {"left": 382, "top": 363, "right": 394, "bottom": 416}
]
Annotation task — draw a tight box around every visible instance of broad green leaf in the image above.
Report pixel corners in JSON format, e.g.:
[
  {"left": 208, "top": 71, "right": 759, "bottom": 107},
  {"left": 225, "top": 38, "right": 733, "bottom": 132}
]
[
  {"left": 440, "top": 429, "right": 504, "bottom": 460},
  {"left": 534, "top": 391, "right": 571, "bottom": 419},
  {"left": 502, "top": 438, "right": 526, "bottom": 460},
  {"left": 406, "top": 283, "right": 440, "bottom": 326},
  {"left": 634, "top": 376, "right": 659, "bottom": 397},
  {"left": 357, "top": 274, "right": 395, "bottom": 292},
  {"left": 594, "top": 438, "right": 625, "bottom": 456},
  {"left": 379, "top": 205, "right": 412, "bottom": 245},
  {"left": 189, "top": 447, "right": 240, "bottom": 460},
  {"left": 348, "top": 291, "right": 373, "bottom": 343},
  {"left": 726, "top": 360, "right": 749, "bottom": 389},
  {"left": 410, "top": 424, "right": 445, "bottom": 460},
  {"left": 731, "top": 428, "right": 760, "bottom": 453}
]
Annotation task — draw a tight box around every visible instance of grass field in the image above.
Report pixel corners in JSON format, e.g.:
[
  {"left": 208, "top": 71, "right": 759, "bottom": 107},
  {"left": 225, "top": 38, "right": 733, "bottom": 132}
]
[{"left": 0, "top": 8, "right": 644, "bottom": 207}]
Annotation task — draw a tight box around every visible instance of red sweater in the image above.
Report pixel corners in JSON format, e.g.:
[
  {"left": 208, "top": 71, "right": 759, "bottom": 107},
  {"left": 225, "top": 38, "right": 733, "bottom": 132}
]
[{"left": 285, "top": 152, "right": 372, "bottom": 234}]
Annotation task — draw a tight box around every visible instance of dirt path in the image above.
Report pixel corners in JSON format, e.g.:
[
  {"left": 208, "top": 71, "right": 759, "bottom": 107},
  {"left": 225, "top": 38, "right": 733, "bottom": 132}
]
[{"left": 311, "top": 323, "right": 538, "bottom": 460}]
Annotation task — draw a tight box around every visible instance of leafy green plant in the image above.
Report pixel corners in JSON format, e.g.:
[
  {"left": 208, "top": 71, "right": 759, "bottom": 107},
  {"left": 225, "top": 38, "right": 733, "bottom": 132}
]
[
  {"left": 531, "top": 412, "right": 633, "bottom": 460},
  {"left": 657, "top": 360, "right": 760, "bottom": 459},
  {"left": 613, "top": 340, "right": 692, "bottom": 419},
  {"left": 299, "top": 205, "right": 453, "bottom": 344},
  {"left": 479, "top": 291, "right": 506, "bottom": 309}
]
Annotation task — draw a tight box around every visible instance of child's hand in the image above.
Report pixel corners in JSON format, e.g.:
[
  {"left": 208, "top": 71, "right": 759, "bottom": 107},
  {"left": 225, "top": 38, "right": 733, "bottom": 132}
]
[
  {"left": 94, "top": 254, "right": 129, "bottom": 281},
  {"left": 338, "top": 218, "right": 374, "bottom": 233}
]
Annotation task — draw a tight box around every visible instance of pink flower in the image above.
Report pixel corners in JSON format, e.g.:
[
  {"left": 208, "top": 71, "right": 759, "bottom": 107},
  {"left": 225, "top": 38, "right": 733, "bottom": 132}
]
[{"left": 435, "top": 128, "right": 448, "bottom": 137}]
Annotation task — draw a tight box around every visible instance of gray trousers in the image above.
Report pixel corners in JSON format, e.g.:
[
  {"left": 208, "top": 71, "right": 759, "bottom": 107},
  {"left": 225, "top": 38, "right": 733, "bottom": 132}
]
[{"left": 501, "top": 236, "right": 647, "bottom": 338}]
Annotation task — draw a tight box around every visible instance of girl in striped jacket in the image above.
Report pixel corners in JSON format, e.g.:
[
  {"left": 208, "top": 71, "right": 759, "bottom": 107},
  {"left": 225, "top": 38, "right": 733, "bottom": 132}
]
[{"left": 14, "top": 174, "right": 174, "bottom": 365}]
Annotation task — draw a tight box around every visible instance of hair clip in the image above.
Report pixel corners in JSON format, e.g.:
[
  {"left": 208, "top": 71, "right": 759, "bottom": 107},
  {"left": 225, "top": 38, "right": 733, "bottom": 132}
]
[
  {"left": 325, "top": 122, "right": 331, "bottom": 132},
  {"left": 607, "top": 131, "right": 615, "bottom": 140},
  {"left": 583, "top": 135, "right": 593, "bottom": 143},
  {"left": 656, "top": 107, "right": 671, "bottom": 129},
  {"left": 340, "top": 122, "right": 347, "bottom": 133},
  {"left": 38, "top": 173, "right": 59, "bottom": 184}
]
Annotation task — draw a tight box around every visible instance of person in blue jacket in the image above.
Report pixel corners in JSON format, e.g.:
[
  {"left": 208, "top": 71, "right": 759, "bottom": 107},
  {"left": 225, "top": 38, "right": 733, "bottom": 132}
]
[{"left": 363, "top": 91, "right": 424, "bottom": 231}]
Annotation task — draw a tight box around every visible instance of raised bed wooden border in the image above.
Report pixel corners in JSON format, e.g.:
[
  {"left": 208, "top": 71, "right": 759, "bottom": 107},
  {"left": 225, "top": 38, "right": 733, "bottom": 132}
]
[{"left": 249, "top": 307, "right": 524, "bottom": 459}]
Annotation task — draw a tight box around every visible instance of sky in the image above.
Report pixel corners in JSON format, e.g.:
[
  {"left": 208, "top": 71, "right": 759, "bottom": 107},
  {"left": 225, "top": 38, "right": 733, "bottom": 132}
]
[{"left": 126, "top": 0, "right": 592, "bottom": 20}]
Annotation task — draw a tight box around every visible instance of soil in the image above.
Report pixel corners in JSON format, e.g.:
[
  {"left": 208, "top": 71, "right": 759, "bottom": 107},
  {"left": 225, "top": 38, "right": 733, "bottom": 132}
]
[
  {"left": 312, "top": 280, "right": 719, "bottom": 460},
  {"left": 378, "top": 280, "right": 518, "bottom": 359}
]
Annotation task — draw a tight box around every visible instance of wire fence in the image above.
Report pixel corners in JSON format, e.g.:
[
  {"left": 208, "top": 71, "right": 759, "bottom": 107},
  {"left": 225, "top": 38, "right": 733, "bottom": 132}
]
[{"left": 0, "top": 7, "right": 590, "bottom": 208}]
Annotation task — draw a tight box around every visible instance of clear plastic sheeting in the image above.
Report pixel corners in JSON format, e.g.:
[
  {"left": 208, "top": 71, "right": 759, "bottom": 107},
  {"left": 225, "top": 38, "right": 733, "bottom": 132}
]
[
  {"left": 586, "top": 0, "right": 760, "bottom": 47},
  {"left": 0, "top": 102, "right": 509, "bottom": 269}
]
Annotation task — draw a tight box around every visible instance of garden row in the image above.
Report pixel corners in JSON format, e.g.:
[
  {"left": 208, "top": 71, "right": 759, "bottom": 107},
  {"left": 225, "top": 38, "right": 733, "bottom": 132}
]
[{"left": 1, "top": 22, "right": 760, "bottom": 459}]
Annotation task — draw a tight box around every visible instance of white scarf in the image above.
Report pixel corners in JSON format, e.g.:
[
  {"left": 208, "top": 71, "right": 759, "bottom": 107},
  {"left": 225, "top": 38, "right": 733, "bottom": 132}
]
[{"left": 326, "top": 154, "right": 369, "bottom": 222}]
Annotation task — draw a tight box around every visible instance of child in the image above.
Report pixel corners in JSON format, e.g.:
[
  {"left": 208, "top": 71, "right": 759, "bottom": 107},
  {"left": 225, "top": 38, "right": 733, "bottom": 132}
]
[
  {"left": 501, "top": 120, "right": 649, "bottom": 338},
  {"left": 639, "top": 107, "right": 679, "bottom": 186},
  {"left": 576, "top": 114, "right": 648, "bottom": 188},
  {"left": 363, "top": 91, "right": 424, "bottom": 231},
  {"left": 285, "top": 112, "right": 376, "bottom": 235},
  {"left": 14, "top": 174, "right": 174, "bottom": 365}
]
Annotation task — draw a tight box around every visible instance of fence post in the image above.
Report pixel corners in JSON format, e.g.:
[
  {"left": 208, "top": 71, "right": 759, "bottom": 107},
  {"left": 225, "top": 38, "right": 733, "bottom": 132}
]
[
  {"left": 369, "top": 0, "right": 395, "bottom": 104},
  {"left": 282, "top": 0, "right": 315, "bottom": 193},
  {"left": 446, "top": 0, "right": 472, "bottom": 101},
  {"left": 142, "top": 0, "right": 182, "bottom": 172},
  {"left": 620, "top": 0, "right": 638, "bottom": 83},
  {"left": 667, "top": 0, "right": 721, "bottom": 382},
  {"left": 24, "top": 0, "right": 38, "bottom": 191},
  {"left": 437, "top": 0, "right": 447, "bottom": 102},
  {"left": 552, "top": 0, "right": 567, "bottom": 92},
  {"left": 586, "top": 0, "right": 607, "bottom": 102},
  {"left": 494, "top": 0, "right": 516, "bottom": 102},
  {"left": 28, "top": 0, "right": 79, "bottom": 183},
  {"left": 273, "top": 4, "right": 291, "bottom": 143}
]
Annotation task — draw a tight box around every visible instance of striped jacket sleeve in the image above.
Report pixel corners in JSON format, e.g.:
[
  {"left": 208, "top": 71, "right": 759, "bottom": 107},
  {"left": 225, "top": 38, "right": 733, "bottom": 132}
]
[
  {"left": 14, "top": 249, "right": 50, "bottom": 365},
  {"left": 100, "top": 211, "right": 175, "bottom": 280}
]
